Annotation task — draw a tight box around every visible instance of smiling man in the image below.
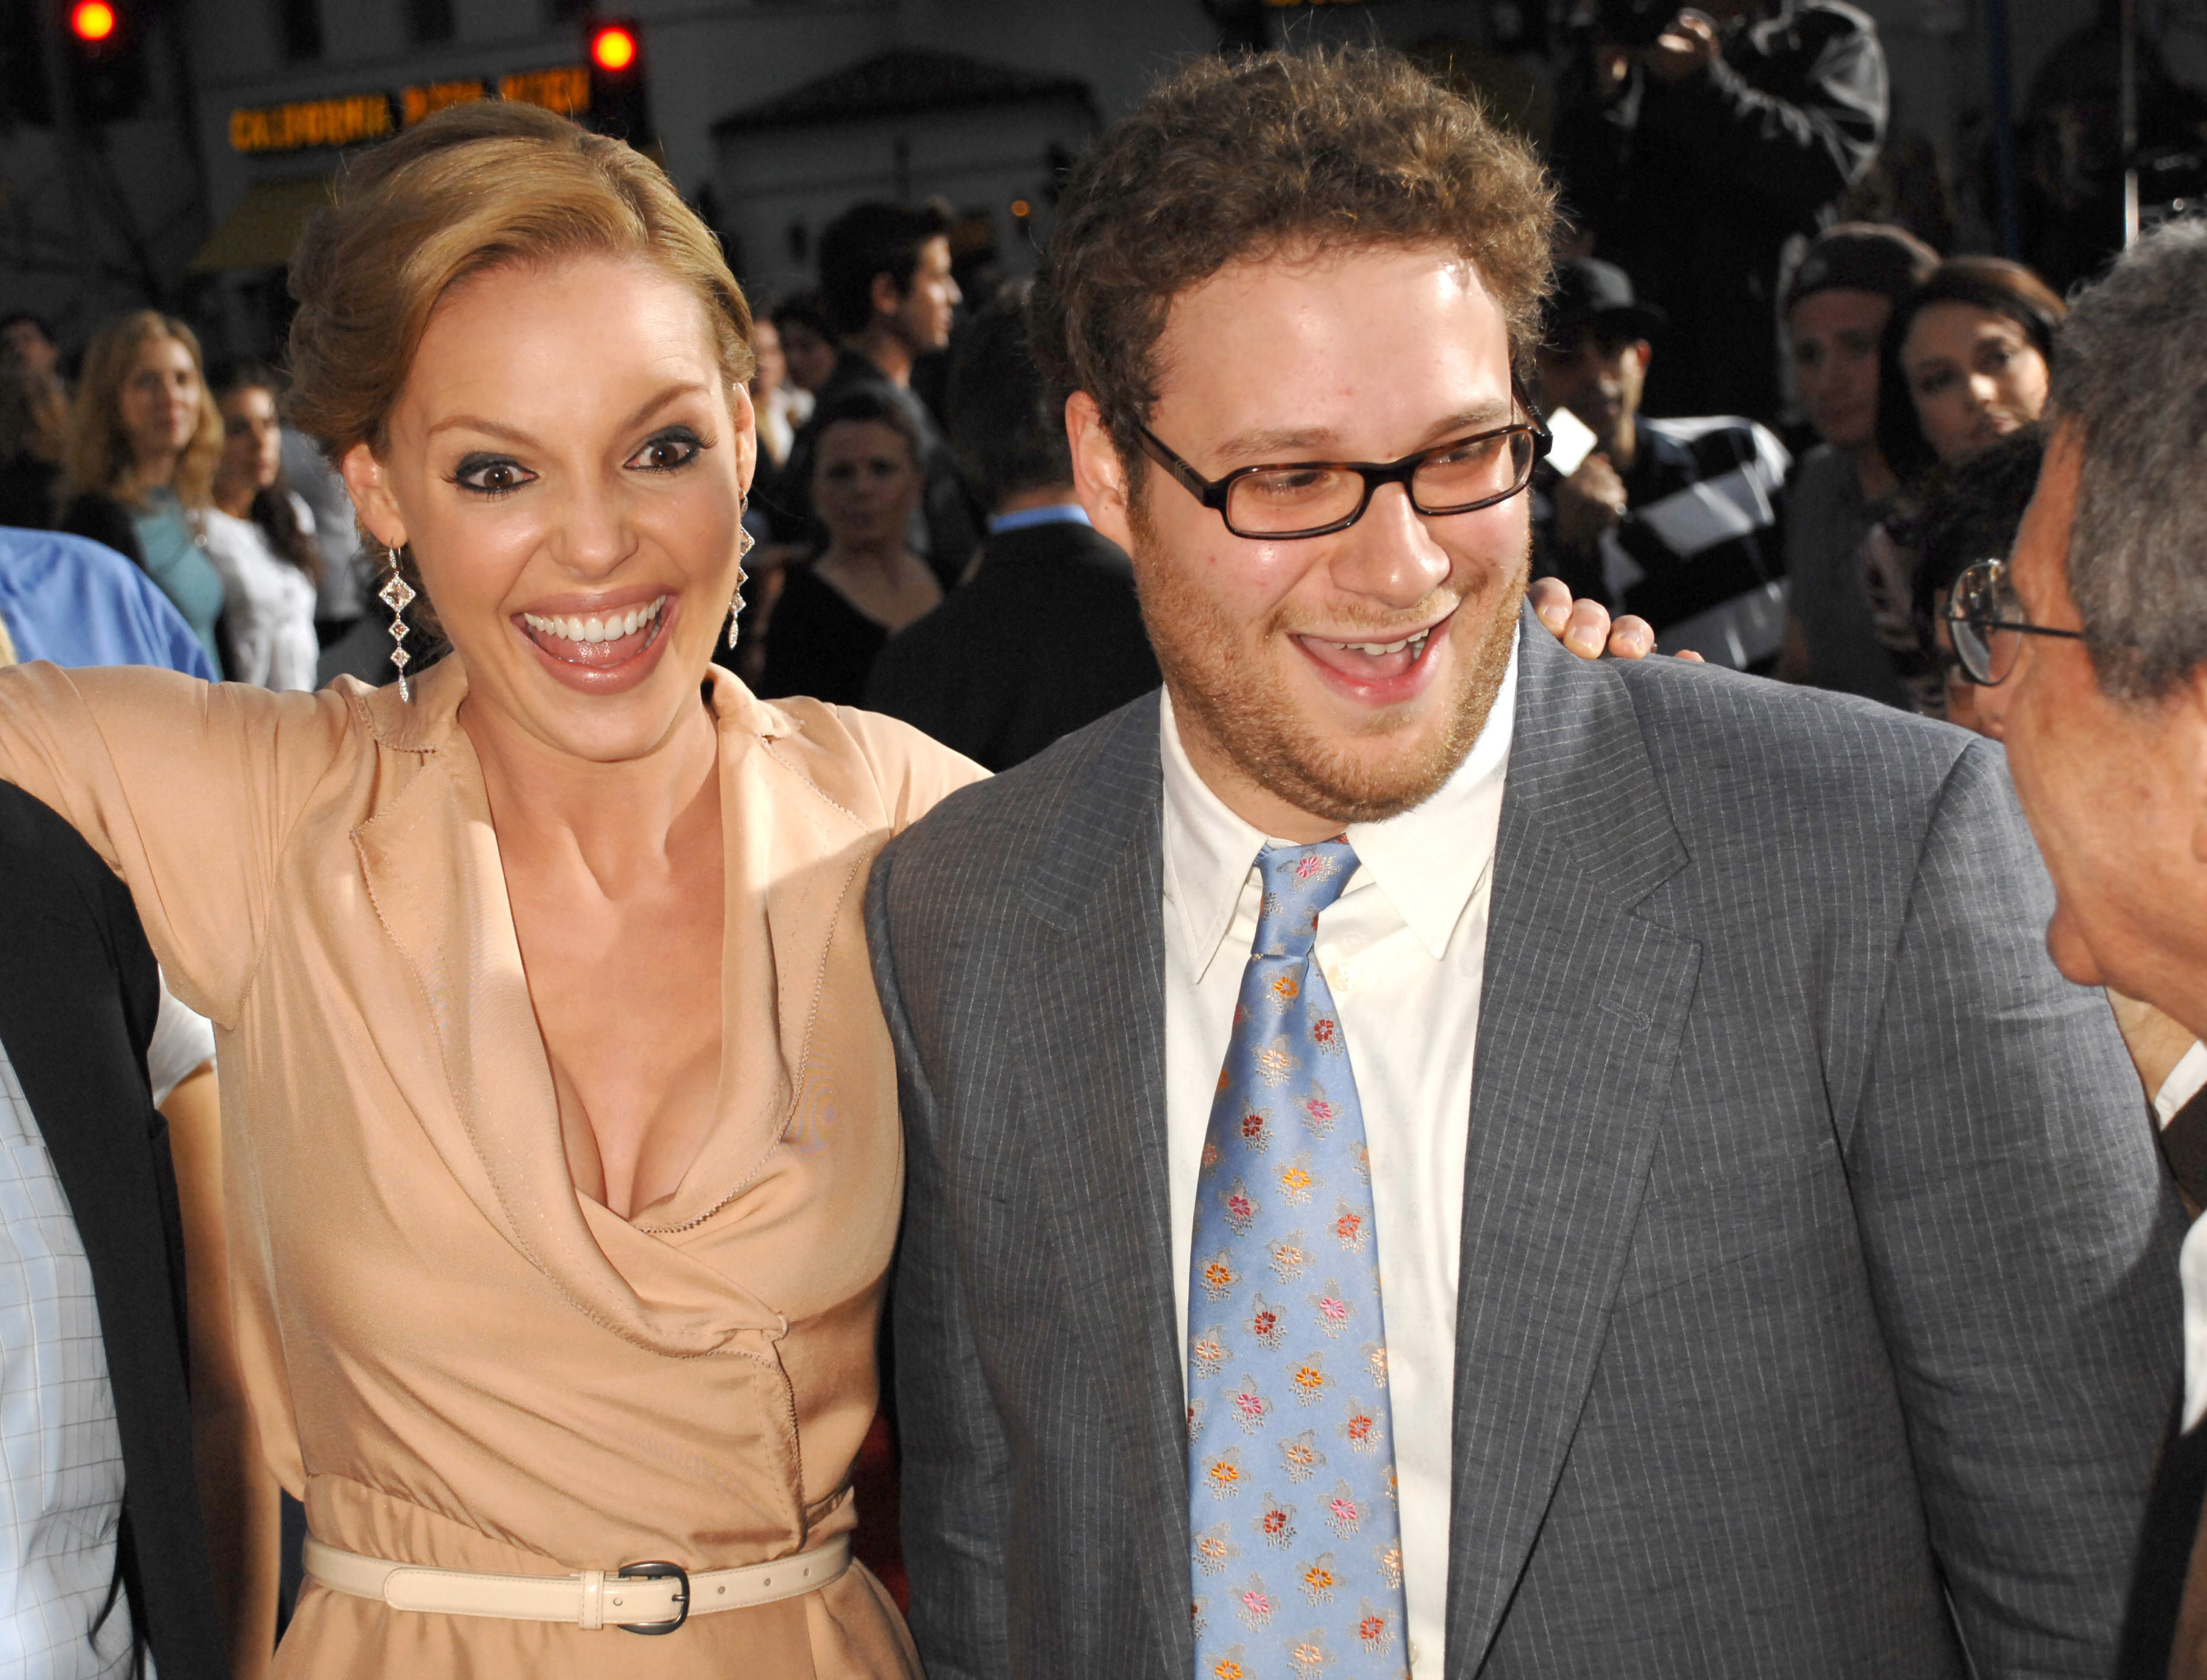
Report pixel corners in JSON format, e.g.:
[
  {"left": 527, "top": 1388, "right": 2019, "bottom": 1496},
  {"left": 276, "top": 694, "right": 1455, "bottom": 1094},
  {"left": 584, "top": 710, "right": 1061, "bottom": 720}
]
[{"left": 869, "top": 49, "right": 2178, "bottom": 1680}]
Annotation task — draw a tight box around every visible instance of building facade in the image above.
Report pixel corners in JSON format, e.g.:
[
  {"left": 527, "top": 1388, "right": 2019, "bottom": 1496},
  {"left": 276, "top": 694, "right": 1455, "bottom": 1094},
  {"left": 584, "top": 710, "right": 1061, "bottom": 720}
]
[{"left": 0, "top": 0, "right": 2181, "bottom": 358}]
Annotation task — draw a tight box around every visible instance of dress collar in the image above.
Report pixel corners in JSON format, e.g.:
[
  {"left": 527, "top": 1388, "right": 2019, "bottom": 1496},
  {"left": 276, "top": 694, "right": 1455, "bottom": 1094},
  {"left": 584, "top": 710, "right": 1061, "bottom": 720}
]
[{"left": 1160, "top": 644, "right": 1518, "bottom": 980}]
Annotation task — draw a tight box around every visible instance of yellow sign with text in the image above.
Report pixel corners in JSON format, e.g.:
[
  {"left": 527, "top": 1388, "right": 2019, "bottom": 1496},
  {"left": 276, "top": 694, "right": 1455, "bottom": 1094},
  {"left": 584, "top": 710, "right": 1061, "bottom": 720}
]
[
  {"left": 228, "top": 93, "right": 393, "bottom": 154},
  {"left": 401, "top": 78, "right": 486, "bottom": 127},
  {"left": 230, "top": 65, "right": 589, "bottom": 154},
  {"left": 498, "top": 65, "right": 587, "bottom": 116}
]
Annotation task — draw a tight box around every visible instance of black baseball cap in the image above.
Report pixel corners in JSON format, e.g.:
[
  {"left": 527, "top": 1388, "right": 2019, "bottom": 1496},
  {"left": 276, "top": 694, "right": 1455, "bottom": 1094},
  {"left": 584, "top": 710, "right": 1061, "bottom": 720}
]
[
  {"left": 1783, "top": 223, "right": 1940, "bottom": 316},
  {"left": 1545, "top": 258, "right": 1666, "bottom": 346}
]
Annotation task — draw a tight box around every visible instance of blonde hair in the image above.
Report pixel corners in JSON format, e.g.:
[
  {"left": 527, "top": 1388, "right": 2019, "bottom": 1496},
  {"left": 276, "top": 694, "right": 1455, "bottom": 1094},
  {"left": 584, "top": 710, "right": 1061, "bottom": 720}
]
[
  {"left": 287, "top": 101, "right": 754, "bottom": 460},
  {"left": 62, "top": 310, "right": 223, "bottom": 510}
]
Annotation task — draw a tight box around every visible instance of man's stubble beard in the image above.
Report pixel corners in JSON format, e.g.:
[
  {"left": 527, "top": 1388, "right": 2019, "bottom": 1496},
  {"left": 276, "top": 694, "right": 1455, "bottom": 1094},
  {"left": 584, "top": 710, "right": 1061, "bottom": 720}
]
[{"left": 1129, "top": 496, "right": 1527, "bottom": 827}]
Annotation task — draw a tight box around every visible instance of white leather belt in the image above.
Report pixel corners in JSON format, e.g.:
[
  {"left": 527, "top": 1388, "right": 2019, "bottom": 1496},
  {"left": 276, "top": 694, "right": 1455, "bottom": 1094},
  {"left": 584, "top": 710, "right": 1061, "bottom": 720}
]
[{"left": 302, "top": 1533, "right": 850, "bottom": 1634}]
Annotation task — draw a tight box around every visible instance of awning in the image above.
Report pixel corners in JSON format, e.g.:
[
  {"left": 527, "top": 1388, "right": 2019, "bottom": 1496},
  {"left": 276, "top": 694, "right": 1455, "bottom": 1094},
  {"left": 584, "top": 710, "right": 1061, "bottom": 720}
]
[{"left": 187, "top": 174, "right": 334, "bottom": 274}]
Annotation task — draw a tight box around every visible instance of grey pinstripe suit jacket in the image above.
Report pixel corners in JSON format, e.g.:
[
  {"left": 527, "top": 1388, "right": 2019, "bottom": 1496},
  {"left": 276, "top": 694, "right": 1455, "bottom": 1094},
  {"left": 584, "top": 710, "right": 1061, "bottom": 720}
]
[{"left": 867, "top": 606, "right": 2183, "bottom": 1679}]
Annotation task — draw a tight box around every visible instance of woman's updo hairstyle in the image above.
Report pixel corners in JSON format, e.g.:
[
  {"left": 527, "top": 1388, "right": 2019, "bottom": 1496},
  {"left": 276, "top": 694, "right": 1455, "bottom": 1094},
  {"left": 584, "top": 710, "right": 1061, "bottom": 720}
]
[
  {"left": 288, "top": 100, "right": 753, "bottom": 458},
  {"left": 285, "top": 102, "right": 754, "bottom": 637}
]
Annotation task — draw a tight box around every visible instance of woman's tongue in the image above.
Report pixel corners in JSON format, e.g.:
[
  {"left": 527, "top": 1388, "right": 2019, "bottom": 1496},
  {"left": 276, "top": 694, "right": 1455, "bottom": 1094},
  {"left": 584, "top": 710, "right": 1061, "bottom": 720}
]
[
  {"left": 530, "top": 616, "right": 651, "bottom": 667},
  {"left": 1298, "top": 630, "right": 1426, "bottom": 683}
]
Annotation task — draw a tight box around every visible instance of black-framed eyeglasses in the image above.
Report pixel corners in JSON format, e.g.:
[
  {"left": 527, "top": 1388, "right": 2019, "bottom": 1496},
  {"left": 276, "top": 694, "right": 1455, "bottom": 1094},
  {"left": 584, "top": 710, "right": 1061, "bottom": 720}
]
[
  {"left": 1944, "top": 556, "right": 2086, "bottom": 687},
  {"left": 1137, "top": 389, "right": 1552, "bottom": 541}
]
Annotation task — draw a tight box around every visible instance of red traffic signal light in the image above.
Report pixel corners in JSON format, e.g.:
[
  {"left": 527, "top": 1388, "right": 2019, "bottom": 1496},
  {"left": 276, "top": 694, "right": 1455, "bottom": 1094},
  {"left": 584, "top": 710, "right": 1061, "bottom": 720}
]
[
  {"left": 68, "top": 0, "right": 116, "bottom": 42},
  {"left": 584, "top": 19, "right": 650, "bottom": 146},
  {"left": 62, "top": 0, "right": 143, "bottom": 123},
  {"left": 589, "top": 24, "right": 636, "bottom": 74}
]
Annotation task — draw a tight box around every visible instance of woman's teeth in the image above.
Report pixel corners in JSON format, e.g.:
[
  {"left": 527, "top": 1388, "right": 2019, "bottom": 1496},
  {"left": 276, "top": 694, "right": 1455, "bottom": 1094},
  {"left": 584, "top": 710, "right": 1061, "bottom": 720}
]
[
  {"left": 522, "top": 597, "right": 663, "bottom": 645},
  {"left": 1323, "top": 630, "right": 1430, "bottom": 658}
]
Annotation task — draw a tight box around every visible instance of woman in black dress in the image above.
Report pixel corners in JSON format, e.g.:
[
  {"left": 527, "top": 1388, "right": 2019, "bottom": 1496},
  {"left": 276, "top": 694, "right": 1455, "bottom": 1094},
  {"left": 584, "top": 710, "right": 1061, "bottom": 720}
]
[{"left": 758, "top": 385, "right": 942, "bottom": 704}]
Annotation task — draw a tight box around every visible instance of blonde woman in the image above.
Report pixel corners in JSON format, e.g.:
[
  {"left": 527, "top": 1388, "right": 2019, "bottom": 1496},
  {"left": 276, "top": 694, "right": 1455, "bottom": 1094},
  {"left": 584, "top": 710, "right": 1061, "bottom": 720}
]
[
  {"left": 57, "top": 312, "right": 227, "bottom": 675},
  {"left": 0, "top": 102, "right": 974, "bottom": 1676}
]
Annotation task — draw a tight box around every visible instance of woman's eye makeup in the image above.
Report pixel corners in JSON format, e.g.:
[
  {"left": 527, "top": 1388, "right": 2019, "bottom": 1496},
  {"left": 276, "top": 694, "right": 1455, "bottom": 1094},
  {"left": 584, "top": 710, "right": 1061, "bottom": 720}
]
[
  {"left": 626, "top": 426, "right": 708, "bottom": 473},
  {"left": 447, "top": 426, "right": 710, "bottom": 494},
  {"left": 449, "top": 454, "right": 538, "bottom": 496}
]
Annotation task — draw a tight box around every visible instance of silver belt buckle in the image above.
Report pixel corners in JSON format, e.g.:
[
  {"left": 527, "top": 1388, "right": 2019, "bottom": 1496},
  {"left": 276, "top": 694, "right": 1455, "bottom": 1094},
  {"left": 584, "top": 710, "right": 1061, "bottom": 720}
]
[{"left": 614, "top": 1561, "right": 689, "bottom": 1634}]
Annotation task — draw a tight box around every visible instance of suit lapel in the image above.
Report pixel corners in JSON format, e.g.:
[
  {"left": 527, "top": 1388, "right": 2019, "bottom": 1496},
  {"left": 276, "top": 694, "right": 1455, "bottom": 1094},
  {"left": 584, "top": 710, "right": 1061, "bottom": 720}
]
[
  {"left": 0, "top": 786, "right": 184, "bottom": 1420},
  {"left": 1445, "top": 616, "right": 1702, "bottom": 1674},
  {"left": 1012, "top": 696, "right": 1195, "bottom": 1673},
  {"left": 0, "top": 857, "right": 174, "bottom": 1366}
]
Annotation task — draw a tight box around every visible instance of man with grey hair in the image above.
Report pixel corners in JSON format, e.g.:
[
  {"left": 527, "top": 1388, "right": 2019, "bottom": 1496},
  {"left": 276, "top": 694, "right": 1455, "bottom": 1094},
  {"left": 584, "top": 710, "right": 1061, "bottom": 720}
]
[{"left": 1969, "top": 217, "right": 2207, "bottom": 1679}]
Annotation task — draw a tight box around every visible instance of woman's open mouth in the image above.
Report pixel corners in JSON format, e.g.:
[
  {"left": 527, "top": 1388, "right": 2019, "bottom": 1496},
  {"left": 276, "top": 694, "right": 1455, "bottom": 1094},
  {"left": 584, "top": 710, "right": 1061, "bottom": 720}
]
[{"left": 519, "top": 594, "right": 667, "bottom": 668}]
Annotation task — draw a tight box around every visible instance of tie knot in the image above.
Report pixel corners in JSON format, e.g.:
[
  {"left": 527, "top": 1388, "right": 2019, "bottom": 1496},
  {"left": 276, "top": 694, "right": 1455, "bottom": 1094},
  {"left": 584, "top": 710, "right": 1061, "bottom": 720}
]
[{"left": 1251, "top": 840, "right": 1358, "bottom": 958}]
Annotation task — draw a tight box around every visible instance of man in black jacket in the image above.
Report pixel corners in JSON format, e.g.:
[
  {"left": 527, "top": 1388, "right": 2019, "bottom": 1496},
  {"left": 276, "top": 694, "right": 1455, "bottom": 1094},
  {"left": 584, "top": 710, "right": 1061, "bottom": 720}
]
[
  {"left": 1552, "top": 0, "right": 1888, "bottom": 424},
  {"left": 769, "top": 201, "right": 983, "bottom": 587},
  {"left": 864, "top": 285, "right": 1159, "bottom": 770},
  {"left": 0, "top": 777, "right": 226, "bottom": 1676}
]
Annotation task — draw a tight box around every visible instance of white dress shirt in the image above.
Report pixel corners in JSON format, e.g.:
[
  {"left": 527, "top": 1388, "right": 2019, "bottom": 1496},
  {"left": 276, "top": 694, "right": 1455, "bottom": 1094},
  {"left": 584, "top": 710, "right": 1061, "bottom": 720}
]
[
  {"left": 0, "top": 1042, "right": 136, "bottom": 1679},
  {"left": 147, "top": 982, "right": 215, "bottom": 1110},
  {"left": 2153, "top": 1042, "right": 2207, "bottom": 1432},
  {"left": 1162, "top": 652, "right": 1516, "bottom": 1679},
  {"left": 199, "top": 501, "right": 321, "bottom": 692}
]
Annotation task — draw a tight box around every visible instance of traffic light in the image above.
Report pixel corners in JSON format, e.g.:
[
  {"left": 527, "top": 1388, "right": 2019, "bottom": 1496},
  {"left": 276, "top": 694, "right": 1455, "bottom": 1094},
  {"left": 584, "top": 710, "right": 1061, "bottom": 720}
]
[
  {"left": 585, "top": 20, "right": 650, "bottom": 148},
  {"left": 64, "top": 0, "right": 147, "bottom": 125}
]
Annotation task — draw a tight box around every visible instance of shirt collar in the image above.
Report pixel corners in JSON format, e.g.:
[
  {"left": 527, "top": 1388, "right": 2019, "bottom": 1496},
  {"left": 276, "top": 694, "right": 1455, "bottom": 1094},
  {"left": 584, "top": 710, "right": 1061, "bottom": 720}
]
[
  {"left": 1160, "top": 644, "right": 1518, "bottom": 978},
  {"left": 988, "top": 502, "right": 1092, "bottom": 535}
]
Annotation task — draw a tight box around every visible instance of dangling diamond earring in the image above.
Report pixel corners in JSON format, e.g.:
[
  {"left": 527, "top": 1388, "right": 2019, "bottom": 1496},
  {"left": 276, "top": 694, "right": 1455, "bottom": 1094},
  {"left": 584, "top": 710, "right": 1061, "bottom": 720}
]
[
  {"left": 730, "top": 526, "right": 755, "bottom": 651},
  {"left": 378, "top": 544, "right": 416, "bottom": 703}
]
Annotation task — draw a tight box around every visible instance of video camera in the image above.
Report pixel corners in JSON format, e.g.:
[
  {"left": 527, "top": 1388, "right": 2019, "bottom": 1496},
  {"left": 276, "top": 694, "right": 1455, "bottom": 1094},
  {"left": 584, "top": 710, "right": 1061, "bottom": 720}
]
[{"left": 2140, "top": 148, "right": 2207, "bottom": 233}]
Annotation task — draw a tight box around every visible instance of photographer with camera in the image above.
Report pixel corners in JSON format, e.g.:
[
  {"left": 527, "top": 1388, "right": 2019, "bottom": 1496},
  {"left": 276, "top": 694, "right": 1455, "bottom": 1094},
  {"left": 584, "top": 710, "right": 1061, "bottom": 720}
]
[
  {"left": 1532, "top": 258, "right": 1793, "bottom": 668},
  {"left": 1552, "top": 0, "right": 1888, "bottom": 426}
]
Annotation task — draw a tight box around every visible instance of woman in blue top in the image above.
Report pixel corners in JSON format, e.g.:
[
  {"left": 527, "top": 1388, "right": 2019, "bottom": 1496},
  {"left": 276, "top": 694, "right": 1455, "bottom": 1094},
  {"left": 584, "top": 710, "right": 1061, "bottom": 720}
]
[{"left": 57, "top": 311, "right": 227, "bottom": 676}]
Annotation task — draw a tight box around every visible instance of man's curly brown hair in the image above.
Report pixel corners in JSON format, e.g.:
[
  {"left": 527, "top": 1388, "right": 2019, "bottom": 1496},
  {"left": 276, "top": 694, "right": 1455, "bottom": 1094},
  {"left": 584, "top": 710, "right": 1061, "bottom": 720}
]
[{"left": 1029, "top": 46, "right": 1556, "bottom": 478}]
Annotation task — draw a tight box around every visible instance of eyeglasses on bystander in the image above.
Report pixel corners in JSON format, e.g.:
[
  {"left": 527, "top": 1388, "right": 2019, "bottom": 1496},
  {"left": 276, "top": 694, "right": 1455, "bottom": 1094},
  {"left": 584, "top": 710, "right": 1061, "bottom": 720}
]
[{"left": 1944, "top": 556, "right": 2086, "bottom": 687}]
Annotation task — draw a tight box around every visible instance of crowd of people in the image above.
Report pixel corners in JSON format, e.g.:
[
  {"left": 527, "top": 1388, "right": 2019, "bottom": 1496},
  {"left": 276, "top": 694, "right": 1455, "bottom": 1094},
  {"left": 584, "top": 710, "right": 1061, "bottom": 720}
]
[
  {"left": 4, "top": 15, "right": 2207, "bottom": 1680},
  {"left": 0, "top": 308, "right": 359, "bottom": 694},
  {"left": 0, "top": 0, "right": 2073, "bottom": 773}
]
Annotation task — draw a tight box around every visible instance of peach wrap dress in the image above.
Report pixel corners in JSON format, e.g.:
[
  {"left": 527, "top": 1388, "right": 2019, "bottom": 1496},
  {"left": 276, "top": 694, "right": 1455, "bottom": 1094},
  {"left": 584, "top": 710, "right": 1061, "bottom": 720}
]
[{"left": 0, "top": 653, "right": 982, "bottom": 1676}]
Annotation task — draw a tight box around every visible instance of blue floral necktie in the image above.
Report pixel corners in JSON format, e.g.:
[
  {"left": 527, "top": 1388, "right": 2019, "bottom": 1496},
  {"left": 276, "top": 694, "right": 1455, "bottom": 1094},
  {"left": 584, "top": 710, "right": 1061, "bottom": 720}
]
[{"left": 1188, "top": 840, "right": 1408, "bottom": 1680}]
